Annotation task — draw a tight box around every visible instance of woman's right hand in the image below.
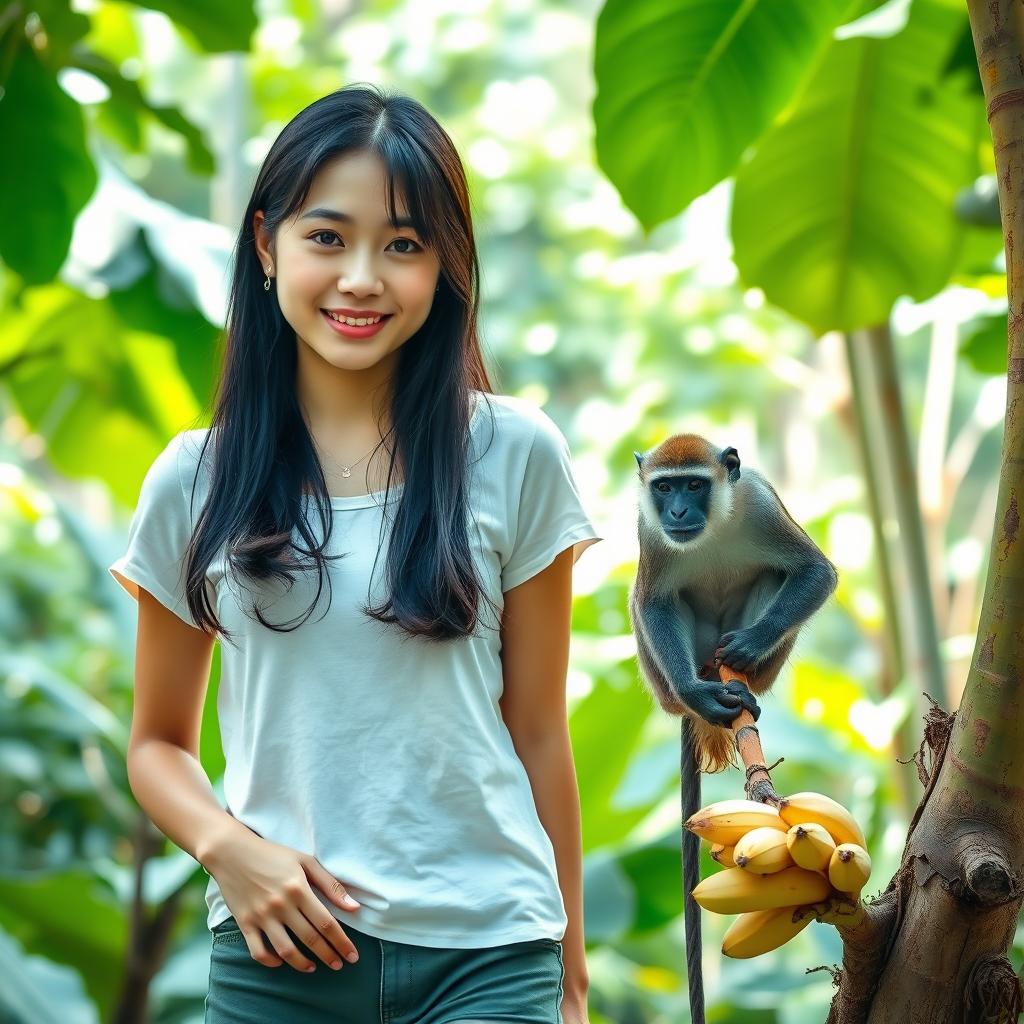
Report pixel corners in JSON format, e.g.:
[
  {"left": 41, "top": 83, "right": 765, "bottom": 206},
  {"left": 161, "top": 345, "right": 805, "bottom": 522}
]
[{"left": 205, "top": 830, "right": 362, "bottom": 973}]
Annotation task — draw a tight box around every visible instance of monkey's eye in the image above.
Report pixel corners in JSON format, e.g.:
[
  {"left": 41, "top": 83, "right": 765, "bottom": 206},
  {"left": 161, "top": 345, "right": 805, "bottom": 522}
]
[
  {"left": 655, "top": 482, "right": 671, "bottom": 493},
  {"left": 687, "top": 479, "right": 704, "bottom": 491}
]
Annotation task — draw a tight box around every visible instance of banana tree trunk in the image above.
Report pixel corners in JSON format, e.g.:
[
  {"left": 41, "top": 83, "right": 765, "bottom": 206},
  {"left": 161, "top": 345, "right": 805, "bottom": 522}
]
[{"left": 826, "top": 2, "right": 1024, "bottom": 1020}]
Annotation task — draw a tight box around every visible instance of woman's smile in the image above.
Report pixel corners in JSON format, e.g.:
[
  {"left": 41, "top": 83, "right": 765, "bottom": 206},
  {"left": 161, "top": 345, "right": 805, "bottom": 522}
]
[{"left": 320, "top": 308, "right": 394, "bottom": 339}]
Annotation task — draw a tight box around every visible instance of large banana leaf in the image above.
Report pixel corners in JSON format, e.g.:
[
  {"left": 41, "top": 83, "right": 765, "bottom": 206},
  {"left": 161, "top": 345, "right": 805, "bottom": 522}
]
[
  {"left": 593, "top": 0, "right": 857, "bottom": 230},
  {"left": 0, "top": 47, "right": 97, "bottom": 284},
  {"left": 731, "top": 0, "right": 982, "bottom": 332}
]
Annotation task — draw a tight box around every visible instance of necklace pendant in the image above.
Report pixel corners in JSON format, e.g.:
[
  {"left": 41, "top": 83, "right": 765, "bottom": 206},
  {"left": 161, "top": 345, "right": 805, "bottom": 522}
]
[{"left": 341, "top": 466, "right": 352, "bottom": 478}]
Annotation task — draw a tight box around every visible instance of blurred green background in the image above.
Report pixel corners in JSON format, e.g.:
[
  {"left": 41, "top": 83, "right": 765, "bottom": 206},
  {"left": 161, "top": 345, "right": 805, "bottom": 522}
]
[{"left": 0, "top": 0, "right": 1017, "bottom": 1021}]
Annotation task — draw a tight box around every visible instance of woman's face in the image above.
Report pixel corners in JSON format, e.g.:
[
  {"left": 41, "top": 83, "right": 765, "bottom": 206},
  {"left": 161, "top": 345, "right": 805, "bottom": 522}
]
[{"left": 254, "top": 150, "right": 441, "bottom": 374}]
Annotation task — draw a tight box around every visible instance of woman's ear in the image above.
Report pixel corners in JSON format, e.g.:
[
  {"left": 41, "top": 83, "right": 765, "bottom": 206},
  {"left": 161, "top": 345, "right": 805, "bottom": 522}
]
[{"left": 253, "top": 210, "right": 273, "bottom": 270}]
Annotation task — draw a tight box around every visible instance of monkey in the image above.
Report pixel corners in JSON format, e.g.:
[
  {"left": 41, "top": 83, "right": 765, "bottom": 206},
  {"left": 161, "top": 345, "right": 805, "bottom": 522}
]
[{"left": 627, "top": 434, "right": 838, "bottom": 1024}]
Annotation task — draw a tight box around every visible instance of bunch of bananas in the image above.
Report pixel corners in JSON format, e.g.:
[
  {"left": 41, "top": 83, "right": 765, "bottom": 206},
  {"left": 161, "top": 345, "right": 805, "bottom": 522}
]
[{"left": 684, "top": 792, "right": 871, "bottom": 959}]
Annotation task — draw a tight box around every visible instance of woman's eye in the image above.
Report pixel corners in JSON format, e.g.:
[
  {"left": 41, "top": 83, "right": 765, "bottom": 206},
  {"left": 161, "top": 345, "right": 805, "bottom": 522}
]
[
  {"left": 389, "top": 237, "right": 422, "bottom": 254},
  {"left": 309, "top": 231, "right": 421, "bottom": 253}
]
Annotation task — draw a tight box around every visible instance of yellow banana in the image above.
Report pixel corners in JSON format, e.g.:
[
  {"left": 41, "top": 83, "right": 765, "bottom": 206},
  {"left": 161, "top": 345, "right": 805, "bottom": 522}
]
[
  {"left": 733, "top": 827, "right": 794, "bottom": 875},
  {"left": 786, "top": 822, "right": 836, "bottom": 872},
  {"left": 710, "top": 843, "right": 736, "bottom": 868},
  {"left": 684, "top": 799, "right": 788, "bottom": 847},
  {"left": 692, "top": 864, "right": 832, "bottom": 914},
  {"left": 778, "top": 792, "right": 867, "bottom": 848},
  {"left": 828, "top": 843, "right": 872, "bottom": 894},
  {"left": 721, "top": 905, "right": 816, "bottom": 958}
]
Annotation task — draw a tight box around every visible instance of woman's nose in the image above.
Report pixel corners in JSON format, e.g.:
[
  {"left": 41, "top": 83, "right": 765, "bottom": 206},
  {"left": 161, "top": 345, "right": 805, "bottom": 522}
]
[{"left": 337, "top": 249, "right": 382, "bottom": 292}]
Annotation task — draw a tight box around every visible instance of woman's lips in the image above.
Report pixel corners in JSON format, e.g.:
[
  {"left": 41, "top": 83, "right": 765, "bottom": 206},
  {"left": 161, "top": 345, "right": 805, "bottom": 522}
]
[{"left": 320, "top": 310, "right": 393, "bottom": 339}]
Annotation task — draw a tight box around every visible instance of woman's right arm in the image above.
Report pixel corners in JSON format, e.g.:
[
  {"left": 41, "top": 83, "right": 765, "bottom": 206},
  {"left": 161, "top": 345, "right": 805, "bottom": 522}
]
[
  {"left": 125, "top": 587, "right": 362, "bottom": 974},
  {"left": 124, "top": 586, "right": 243, "bottom": 867}
]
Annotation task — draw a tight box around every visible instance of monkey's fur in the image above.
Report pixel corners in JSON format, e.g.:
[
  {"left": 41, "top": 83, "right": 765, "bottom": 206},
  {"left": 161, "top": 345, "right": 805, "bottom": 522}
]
[{"left": 628, "top": 434, "right": 838, "bottom": 1024}]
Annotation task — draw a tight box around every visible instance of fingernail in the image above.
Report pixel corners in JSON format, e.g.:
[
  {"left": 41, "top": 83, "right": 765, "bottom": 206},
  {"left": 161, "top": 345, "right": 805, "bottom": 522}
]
[
  {"left": 347, "top": 951, "right": 359, "bottom": 963},
  {"left": 344, "top": 896, "right": 360, "bottom": 908}
]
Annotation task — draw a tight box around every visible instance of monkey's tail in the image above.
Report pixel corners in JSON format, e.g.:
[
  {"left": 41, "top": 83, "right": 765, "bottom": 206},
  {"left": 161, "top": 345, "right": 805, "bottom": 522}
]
[{"left": 681, "top": 715, "right": 705, "bottom": 1024}]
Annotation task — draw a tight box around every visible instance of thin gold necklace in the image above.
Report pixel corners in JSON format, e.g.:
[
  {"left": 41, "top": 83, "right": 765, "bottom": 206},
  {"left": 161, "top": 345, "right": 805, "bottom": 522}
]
[
  {"left": 322, "top": 439, "right": 379, "bottom": 478},
  {"left": 316, "top": 424, "right": 400, "bottom": 478}
]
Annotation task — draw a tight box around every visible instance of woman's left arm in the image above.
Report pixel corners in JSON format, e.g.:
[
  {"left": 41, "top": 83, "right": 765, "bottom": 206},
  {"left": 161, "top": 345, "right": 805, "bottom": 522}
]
[{"left": 499, "top": 545, "right": 591, "bottom": 1014}]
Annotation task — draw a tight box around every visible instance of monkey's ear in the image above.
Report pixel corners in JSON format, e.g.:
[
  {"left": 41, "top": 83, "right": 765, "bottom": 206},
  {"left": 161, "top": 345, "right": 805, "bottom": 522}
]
[
  {"left": 721, "top": 446, "right": 741, "bottom": 482},
  {"left": 634, "top": 450, "right": 644, "bottom": 472}
]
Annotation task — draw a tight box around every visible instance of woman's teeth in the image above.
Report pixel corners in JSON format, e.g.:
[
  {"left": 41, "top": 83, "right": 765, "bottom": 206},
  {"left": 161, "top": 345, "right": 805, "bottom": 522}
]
[{"left": 325, "top": 311, "right": 383, "bottom": 326}]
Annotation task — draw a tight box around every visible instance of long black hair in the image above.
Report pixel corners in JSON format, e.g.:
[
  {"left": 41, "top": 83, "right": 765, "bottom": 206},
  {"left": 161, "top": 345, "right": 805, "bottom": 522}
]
[{"left": 182, "top": 83, "right": 500, "bottom": 644}]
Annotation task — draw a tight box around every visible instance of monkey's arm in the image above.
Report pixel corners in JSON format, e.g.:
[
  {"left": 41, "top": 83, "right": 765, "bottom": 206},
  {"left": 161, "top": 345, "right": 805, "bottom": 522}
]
[
  {"left": 716, "top": 558, "right": 838, "bottom": 673},
  {"left": 640, "top": 594, "right": 761, "bottom": 727},
  {"left": 763, "top": 559, "right": 838, "bottom": 634}
]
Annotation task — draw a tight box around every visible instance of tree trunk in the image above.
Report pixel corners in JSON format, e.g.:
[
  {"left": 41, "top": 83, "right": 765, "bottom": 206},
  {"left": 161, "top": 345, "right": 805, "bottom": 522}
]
[{"left": 826, "top": 1, "right": 1024, "bottom": 1020}]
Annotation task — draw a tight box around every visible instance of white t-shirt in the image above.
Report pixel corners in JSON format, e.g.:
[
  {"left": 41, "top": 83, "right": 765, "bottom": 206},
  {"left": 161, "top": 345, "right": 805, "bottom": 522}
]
[{"left": 108, "top": 390, "right": 602, "bottom": 948}]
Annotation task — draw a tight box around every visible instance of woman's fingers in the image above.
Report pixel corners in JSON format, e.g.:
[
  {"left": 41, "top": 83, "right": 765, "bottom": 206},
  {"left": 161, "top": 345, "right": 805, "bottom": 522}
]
[
  {"left": 240, "top": 925, "right": 284, "bottom": 968},
  {"left": 300, "top": 855, "right": 361, "bottom": 911},
  {"left": 297, "top": 906, "right": 360, "bottom": 969},
  {"left": 262, "top": 919, "right": 318, "bottom": 973}
]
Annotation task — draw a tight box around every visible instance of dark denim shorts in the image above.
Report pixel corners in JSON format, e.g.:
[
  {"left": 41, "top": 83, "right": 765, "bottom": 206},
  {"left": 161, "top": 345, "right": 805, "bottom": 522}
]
[{"left": 204, "top": 915, "right": 565, "bottom": 1024}]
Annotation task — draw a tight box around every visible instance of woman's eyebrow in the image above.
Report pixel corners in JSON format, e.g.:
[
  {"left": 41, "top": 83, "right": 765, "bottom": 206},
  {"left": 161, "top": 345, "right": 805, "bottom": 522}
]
[{"left": 299, "top": 207, "right": 417, "bottom": 230}]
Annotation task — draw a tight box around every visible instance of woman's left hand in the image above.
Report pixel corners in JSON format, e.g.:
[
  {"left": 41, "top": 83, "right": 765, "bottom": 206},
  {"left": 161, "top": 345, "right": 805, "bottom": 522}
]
[{"left": 560, "top": 988, "right": 590, "bottom": 1024}]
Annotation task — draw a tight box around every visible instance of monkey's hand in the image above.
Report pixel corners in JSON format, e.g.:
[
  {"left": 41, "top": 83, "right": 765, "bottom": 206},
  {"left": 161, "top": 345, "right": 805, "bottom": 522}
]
[
  {"left": 714, "top": 625, "right": 777, "bottom": 674},
  {"left": 684, "top": 679, "right": 761, "bottom": 728}
]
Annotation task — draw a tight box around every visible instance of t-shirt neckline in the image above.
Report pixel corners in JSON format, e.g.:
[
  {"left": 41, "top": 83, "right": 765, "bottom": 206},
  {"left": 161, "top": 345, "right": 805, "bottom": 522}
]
[{"left": 326, "top": 390, "right": 484, "bottom": 510}]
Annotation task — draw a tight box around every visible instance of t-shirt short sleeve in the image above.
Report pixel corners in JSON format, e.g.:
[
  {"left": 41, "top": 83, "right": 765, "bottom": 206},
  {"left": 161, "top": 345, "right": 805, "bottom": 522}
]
[
  {"left": 108, "top": 432, "right": 200, "bottom": 628},
  {"left": 500, "top": 408, "right": 602, "bottom": 593}
]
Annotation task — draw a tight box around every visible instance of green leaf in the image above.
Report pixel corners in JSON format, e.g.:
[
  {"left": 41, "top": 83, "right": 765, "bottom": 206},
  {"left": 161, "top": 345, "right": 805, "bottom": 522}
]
[
  {"left": 0, "top": 45, "right": 97, "bottom": 283},
  {"left": 959, "top": 312, "right": 1008, "bottom": 375},
  {"left": 26, "top": 0, "right": 91, "bottom": 67},
  {"left": 570, "top": 672, "right": 657, "bottom": 851},
  {"left": 1, "top": 278, "right": 208, "bottom": 504},
  {"left": 592, "top": 0, "right": 854, "bottom": 232},
  {"left": 72, "top": 50, "right": 215, "bottom": 175},
  {"left": 940, "top": 16, "right": 984, "bottom": 94},
  {"left": 0, "top": 869, "right": 125, "bottom": 1017},
  {"left": 617, "top": 832, "right": 686, "bottom": 932},
  {"left": 0, "top": 652, "right": 128, "bottom": 748},
  {"left": 0, "top": 926, "right": 98, "bottom": 1024},
  {"left": 105, "top": 235, "right": 219, "bottom": 406},
  {"left": 581, "top": 852, "right": 636, "bottom": 941},
  {"left": 731, "top": 0, "right": 981, "bottom": 333},
  {"left": 122, "top": 0, "right": 257, "bottom": 53}
]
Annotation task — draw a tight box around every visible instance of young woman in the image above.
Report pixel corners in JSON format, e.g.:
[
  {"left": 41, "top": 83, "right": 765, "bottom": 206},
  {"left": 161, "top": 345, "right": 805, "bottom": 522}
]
[{"left": 109, "top": 84, "right": 601, "bottom": 1023}]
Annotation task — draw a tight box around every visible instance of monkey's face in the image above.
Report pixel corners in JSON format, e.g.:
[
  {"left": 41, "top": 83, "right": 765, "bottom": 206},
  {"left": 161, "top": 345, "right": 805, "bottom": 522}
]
[{"left": 650, "top": 474, "right": 712, "bottom": 543}]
